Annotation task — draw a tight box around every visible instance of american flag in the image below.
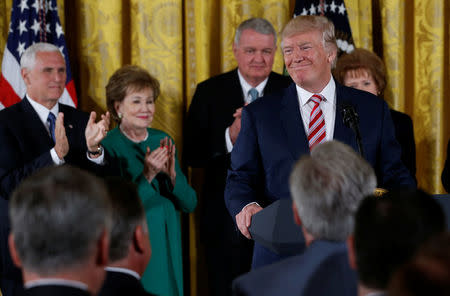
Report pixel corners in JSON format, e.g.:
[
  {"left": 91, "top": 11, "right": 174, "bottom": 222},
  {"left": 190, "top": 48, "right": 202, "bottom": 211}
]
[
  {"left": 294, "top": 0, "right": 354, "bottom": 55},
  {"left": 0, "top": 0, "right": 77, "bottom": 110}
]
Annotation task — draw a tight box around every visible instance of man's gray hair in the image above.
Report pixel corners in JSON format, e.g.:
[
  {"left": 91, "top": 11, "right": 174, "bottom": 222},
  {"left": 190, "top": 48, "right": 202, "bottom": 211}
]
[
  {"left": 20, "top": 42, "right": 62, "bottom": 70},
  {"left": 105, "top": 177, "right": 147, "bottom": 262},
  {"left": 289, "top": 140, "right": 376, "bottom": 241},
  {"left": 9, "top": 165, "right": 112, "bottom": 275},
  {"left": 234, "top": 17, "right": 277, "bottom": 47}
]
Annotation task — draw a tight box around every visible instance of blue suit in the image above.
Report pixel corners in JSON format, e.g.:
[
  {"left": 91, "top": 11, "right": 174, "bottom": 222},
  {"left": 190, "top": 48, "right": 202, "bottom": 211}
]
[
  {"left": 232, "top": 240, "right": 357, "bottom": 296},
  {"left": 225, "top": 82, "right": 415, "bottom": 267}
]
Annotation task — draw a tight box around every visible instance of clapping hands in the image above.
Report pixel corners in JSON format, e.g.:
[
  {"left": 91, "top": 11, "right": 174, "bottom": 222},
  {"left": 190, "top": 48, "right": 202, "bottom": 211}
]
[{"left": 143, "top": 137, "right": 176, "bottom": 186}]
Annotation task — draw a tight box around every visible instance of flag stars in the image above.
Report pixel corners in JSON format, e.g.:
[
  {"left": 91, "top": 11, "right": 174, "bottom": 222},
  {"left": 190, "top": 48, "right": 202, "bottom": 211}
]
[
  {"left": 59, "top": 46, "right": 65, "bottom": 58},
  {"left": 330, "top": 1, "right": 337, "bottom": 13},
  {"left": 338, "top": 3, "right": 346, "bottom": 15},
  {"left": 19, "top": 0, "right": 29, "bottom": 13},
  {"left": 31, "top": 19, "right": 41, "bottom": 35},
  {"left": 17, "top": 42, "right": 26, "bottom": 56},
  {"left": 46, "top": 23, "right": 51, "bottom": 33},
  {"left": 309, "top": 3, "right": 316, "bottom": 14},
  {"left": 301, "top": 8, "right": 308, "bottom": 15},
  {"left": 56, "top": 22, "right": 64, "bottom": 38},
  {"left": 17, "top": 20, "right": 27, "bottom": 35}
]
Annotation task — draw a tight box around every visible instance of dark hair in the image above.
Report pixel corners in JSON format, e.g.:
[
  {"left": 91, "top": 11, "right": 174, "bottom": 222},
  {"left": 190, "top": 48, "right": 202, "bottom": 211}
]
[
  {"left": 334, "top": 48, "right": 386, "bottom": 95},
  {"left": 353, "top": 189, "right": 445, "bottom": 289},
  {"left": 388, "top": 232, "right": 450, "bottom": 296},
  {"left": 106, "top": 65, "right": 160, "bottom": 122},
  {"left": 104, "top": 177, "right": 146, "bottom": 262}
]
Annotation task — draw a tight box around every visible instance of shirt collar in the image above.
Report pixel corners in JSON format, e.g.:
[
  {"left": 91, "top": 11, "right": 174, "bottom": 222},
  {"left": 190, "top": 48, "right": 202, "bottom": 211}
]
[
  {"left": 25, "top": 278, "right": 88, "bottom": 291},
  {"left": 26, "top": 95, "right": 59, "bottom": 124},
  {"left": 105, "top": 266, "right": 140, "bottom": 280},
  {"left": 296, "top": 77, "right": 336, "bottom": 107},
  {"left": 237, "top": 69, "right": 269, "bottom": 98}
]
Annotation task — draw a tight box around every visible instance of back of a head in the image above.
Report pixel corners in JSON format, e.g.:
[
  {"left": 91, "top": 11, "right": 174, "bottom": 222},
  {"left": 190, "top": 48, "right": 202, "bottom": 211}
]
[
  {"left": 234, "top": 17, "right": 277, "bottom": 46},
  {"left": 354, "top": 189, "right": 446, "bottom": 290},
  {"left": 289, "top": 140, "right": 376, "bottom": 241},
  {"left": 9, "top": 165, "right": 111, "bottom": 275},
  {"left": 104, "top": 177, "right": 147, "bottom": 263},
  {"left": 388, "top": 232, "right": 450, "bottom": 296}
]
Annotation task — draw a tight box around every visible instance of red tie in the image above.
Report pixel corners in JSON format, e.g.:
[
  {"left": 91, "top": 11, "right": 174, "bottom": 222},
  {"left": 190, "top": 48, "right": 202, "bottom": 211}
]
[{"left": 308, "top": 94, "right": 326, "bottom": 150}]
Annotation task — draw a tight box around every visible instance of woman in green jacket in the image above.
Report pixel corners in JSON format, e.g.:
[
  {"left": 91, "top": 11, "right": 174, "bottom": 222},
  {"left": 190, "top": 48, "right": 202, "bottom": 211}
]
[{"left": 102, "top": 65, "right": 197, "bottom": 296}]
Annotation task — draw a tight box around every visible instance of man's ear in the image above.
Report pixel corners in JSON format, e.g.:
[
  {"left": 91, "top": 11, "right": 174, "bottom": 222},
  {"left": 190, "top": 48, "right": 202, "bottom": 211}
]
[
  {"left": 133, "top": 225, "right": 145, "bottom": 254},
  {"left": 347, "top": 235, "right": 357, "bottom": 270},
  {"left": 21, "top": 68, "right": 30, "bottom": 86},
  {"left": 292, "top": 201, "right": 302, "bottom": 226},
  {"left": 8, "top": 234, "right": 22, "bottom": 268},
  {"left": 327, "top": 48, "right": 337, "bottom": 64},
  {"left": 95, "top": 230, "right": 109, "bottom": 267}
]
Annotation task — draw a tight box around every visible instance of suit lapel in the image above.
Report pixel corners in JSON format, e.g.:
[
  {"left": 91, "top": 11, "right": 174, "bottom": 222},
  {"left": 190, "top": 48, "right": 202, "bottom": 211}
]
[
  {"left": 230, "top": 69, "right": 245, "bottom": 106},
  {"left": 21, "top": 98, "right": 54, "bottom": 148},
  {"left": 280, "top": 84, "right": 310, "bottom": 160},
  {"left": 333, "top": 84, "right": 358, "bottom": 151}
]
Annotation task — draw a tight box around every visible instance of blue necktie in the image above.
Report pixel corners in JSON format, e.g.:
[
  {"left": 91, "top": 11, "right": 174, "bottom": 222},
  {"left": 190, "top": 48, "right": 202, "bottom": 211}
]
[
  {"left": 47, "top": 112, "right": 56, "bottom": 142},
  {"left": 248, "top": 88, "right": 259, "bottom": 103}
]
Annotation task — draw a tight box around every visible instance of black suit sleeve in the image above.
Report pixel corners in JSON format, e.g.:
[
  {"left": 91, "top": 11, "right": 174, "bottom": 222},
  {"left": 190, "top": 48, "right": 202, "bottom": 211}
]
[
  {"left": 390, "top": 110, "right": 416, "bottom": 180},
  {"left": 442, "top": 140, "right": 450, "bottom": 193},
  {"left": 0, "top": 122, "right": 53, "bottom": 199}
]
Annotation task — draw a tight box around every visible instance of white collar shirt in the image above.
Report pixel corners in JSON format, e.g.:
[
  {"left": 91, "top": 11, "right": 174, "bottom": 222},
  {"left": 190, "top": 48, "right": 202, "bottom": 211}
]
[
  {"left": 25, "top": 278, "right": 88, "bottom": 291},
  {"left": 296, "top": 77, "right": 336, "bottom": 142},
  {"left": 237, "top": 69, "right": 268, "bottom": 104}
]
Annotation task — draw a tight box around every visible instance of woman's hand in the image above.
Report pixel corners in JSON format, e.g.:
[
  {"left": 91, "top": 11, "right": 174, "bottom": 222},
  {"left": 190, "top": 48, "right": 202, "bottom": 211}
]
[
  {"left": 85, "top": 111, "right": 110, "bottom": 155},
  {"left": 143, "top": 146, "right": 169, "bottom": 183},
  {"left": 160, "top": 137, "right": 176, "bottom": 187}
]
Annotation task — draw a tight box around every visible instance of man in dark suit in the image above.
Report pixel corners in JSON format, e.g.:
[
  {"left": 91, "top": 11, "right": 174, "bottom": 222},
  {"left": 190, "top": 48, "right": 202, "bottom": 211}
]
[
  {"left": 0, "top": 42, "right": 110, "bottom": 296},
  {"left": 184, "top": 18, "right": 291, "bottom": 295},
  {"left": 8, "top": 165, "right": 111, "bottom": 296},
  {"left": 232, "top": 141, "right": 376, "bottom": 296},
  {"left": 98, "top": 177, "right": 155, "bottom": 296},
  {"left": 347, "top": 189, "right": 446, "bottom": 296},
  {"left": 225, "top": 15, "right": 416, "bottom": 269}
]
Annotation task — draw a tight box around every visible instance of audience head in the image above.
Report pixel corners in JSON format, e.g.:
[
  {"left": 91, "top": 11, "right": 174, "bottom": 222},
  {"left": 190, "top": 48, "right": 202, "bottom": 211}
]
[
  {"left": 388, "top": 232, "right": 450, "bottom": 296},
  {"left": 8, "top": 165, "right": 111, "bottom": 294},
  {"left": 281, "top": 15, "right": 337, "bottom": 92},
  {"left": 233, "top": 18, "right": 277, "bottom": 87},
  {"left": 334, "top": 48, "right": 386, "bottom": 96},
  {"left": 289, "top": 140, "right": 376, "bottom": 242},
  {"left": 106, "top": 65, "right": 160, "bottom": 123},
  {"left": 349, "top": 189, "right": 446, "bottom": 292},
  {"left": 104, "top": 177, "right": 151, "bottom": 276},
  {"left": 20, "top": 42, "right": 66, "bottom": 108}
]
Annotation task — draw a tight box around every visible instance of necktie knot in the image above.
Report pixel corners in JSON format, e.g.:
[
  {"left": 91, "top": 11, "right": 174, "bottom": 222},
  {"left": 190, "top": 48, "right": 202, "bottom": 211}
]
[
  {"left": 47, "top": 112, "right": 56, "bottom": 142},
  {"left": 248, "top": 88, "right": 259, "bottom": 102},
  {"left": 310, "top": 94, "right": 323, "bottom": 105}
]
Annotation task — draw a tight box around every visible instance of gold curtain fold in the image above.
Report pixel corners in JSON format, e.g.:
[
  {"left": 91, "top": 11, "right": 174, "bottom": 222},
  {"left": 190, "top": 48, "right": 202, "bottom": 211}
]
[{"left": 345, "top": 0, "right": 373, "bottom": 50}]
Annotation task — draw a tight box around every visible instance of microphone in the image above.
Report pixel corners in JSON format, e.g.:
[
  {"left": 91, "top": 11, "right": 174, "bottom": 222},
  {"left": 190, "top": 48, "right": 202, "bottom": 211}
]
[{"left": 341, "top": 104, "right": 365, "bottom": 158}]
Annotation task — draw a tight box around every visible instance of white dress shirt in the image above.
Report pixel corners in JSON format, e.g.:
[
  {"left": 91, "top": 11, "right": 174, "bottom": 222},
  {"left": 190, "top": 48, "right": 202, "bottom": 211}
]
[
  {"left": 225, "top": 69, "right": 269, "bottom": 153},
  {"left": 25, "top": 278, "right": 88, "bottom": 291},
  {"left": 26, "top": 95, "right": 104, "bottom": 164},
  {"left": 296, "top": 77, "right": 337, "bottom": 142}
]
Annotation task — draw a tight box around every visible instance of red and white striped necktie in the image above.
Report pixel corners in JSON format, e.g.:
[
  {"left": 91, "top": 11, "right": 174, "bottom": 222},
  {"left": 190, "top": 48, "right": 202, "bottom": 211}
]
[{"left": 308, "top": 94, "right": 326, "bottom": 150}]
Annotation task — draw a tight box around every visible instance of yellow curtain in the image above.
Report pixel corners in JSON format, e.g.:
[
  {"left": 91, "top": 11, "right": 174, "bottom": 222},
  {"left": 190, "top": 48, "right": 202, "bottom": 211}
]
[
  {"left": 0, "top": 1, "right": 449, "bottom": 295},
  {"left": 346, "top": 0, "right": 450, "bottom": 193}
]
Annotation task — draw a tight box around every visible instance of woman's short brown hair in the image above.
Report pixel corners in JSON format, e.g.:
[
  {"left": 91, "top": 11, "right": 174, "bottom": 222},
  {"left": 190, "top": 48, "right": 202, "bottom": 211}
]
[
  {"left": 334, "top": 48, "right": 386, "bottom": 95},
  {"left": 106, "top": 65, "right": 160, "bottom": 122}
]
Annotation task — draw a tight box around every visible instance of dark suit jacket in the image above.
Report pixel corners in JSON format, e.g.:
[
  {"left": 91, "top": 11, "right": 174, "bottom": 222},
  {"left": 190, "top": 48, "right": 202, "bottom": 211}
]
[
  {"left": 98, "top": 271, "right": 156, "bottom": 296},
  {"left": 0, "top": 98, "right": 111, "bottom": 295},
  {"left": 225, "top": 83, "right": 416, "bottom": 220},
  {"left": 21, "top": 285, "right": 90, "bottom": 296},
  {"left": 442, "top": 140, "right": 450, "bottom": 193},
  {"left": 232, "top": 240, "right": 357, "bottom": 296},
  {"left": 390, "top": 109, "right": 416, "bottom": 180},
  {"left": 184, "top": 69, "right": 291, "bottom": 237}
]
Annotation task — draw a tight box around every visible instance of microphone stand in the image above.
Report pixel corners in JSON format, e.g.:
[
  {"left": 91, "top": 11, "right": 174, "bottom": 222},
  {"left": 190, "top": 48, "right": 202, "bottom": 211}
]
[{"left": 341, "top": 104, "right": 365, "bottom": 158}]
